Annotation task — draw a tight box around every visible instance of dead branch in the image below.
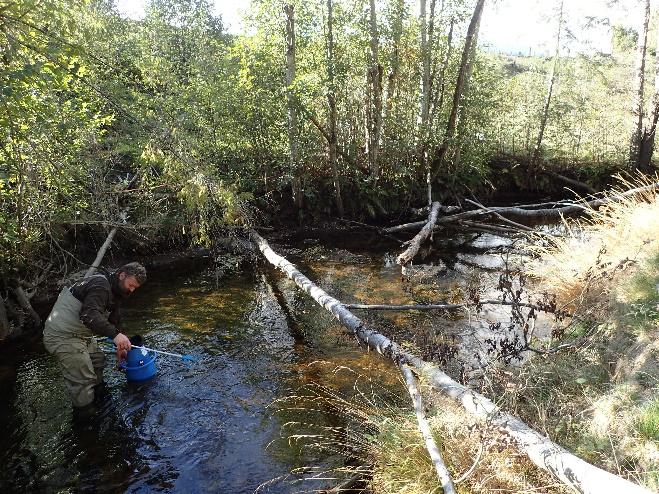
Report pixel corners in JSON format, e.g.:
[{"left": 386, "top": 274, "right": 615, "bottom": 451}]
[
  {"left": 345, "top": 299, "right": 570, "bottom": 317},
  {"left": 13, "top": 286, "right": 41, "bottom": 327},
  {"left": 464, "top": 199, "right": 534, "bottom": 232},
  {"left": 248, "top": 230, "right": 651, "bottom": 494},
  {"left": 84, "top": 210, "right": 127, "bottom": 277},
  {"left": 397, "top": 201, "right": 442, "bottom": 265},
  {"left": 385, "top": 181, "right": 659, "bottom": 233},
  {"left": 401, "top": 364, "right": 456, "bottom": 494}
]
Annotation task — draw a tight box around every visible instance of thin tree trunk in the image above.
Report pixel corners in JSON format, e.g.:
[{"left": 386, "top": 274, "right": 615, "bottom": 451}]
[
  {"left": 418, "top": 0, "right": 436, "bottom": 204},
  {"left": 531, "top": 0, "right": 563, "bottom": 168},
  {"left": 326, "top": 0, "right": 344, "bottom": 216},
  {"left": 432, "top": 0, "right": 485, "bottom": 176},
  {"left": 383, "top": 0, "right": 405, "bottom": 144},
  {"left": 638, "top": 10, "right": 659, "bottom": 172},
  {"left": 630, "top": 0, "right": 651, "bottom": 168},
  {"left": 284, "top": 4, "right": 302, "bottom": 208},
  {"left": 401, "top": 364, "right": 456, "bottom": 494},
  {"left": 249, "top": 229, "right": 653, "bottom": 494},
  {"left": 85, "top": 226, "right": 118, "bottom": 277},
  {"left": 366, "top": 0, "right": 383, "bottom": 179},
  {"left": 452, "top": 6, "right": 482, "bottom": 171}
]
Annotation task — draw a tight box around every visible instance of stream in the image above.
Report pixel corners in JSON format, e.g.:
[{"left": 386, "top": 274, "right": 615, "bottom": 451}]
[{"left": 0, "top": 228, "right": 551, "bottom": 493}]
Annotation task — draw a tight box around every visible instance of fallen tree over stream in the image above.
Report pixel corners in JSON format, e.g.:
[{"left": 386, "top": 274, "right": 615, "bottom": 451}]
[
  {"left": 385, "top": 180, "right": 659, "bottom": 234},
  {"left": 249, "top": 229, "right": 653, "bottom": 494}
]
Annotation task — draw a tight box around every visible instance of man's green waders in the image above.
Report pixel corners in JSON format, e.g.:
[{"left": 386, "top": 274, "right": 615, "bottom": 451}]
[{"left": 43, "top": 285, "right": 107, "bottom": 408}]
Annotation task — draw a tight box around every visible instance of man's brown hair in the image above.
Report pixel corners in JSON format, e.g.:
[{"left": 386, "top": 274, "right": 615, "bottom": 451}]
[{"left": 117, "top": 262, "right": 147, "bottom": 284}]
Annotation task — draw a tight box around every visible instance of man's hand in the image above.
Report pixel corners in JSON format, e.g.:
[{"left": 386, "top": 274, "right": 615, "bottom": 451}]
[{"left": 113, "top": 332, "right": 132, "bottom": 362}]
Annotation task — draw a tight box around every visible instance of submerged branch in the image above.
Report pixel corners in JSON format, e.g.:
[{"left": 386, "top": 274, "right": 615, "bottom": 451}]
[{"left": 345, "top": 299, "right": 570, "bottom": 316}]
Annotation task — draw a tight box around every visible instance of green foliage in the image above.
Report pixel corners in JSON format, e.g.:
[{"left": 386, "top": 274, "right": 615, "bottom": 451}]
[
  {"left": 635, "top": 397, "right": 659, "bottom": 442},
  {"left": 0, "top": 0, "right": 652, "bottom": 281}
]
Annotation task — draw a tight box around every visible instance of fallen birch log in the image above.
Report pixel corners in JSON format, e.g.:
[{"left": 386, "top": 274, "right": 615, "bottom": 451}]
[
  {"left": 249, "top": 229, "right": 652, "bottom": 494},
  {"left": 401, "top": 364, "right": 456, "bottom": 494},
  {"left": 385, "top": 181, "right": 659, "bottom": 233},
  {"left": 397, "top": 201, "right": 441, "bottom": 266},
  {"left": 84, "top": 211, "right": 127, "bottom": 277}
]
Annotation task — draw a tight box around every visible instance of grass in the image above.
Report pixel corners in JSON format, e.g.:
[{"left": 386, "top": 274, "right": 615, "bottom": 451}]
[
  {"left": 635, "top": 397, "right": 659, "bottom": 442},
  {"left": 520, "top": 174, "right": 659, "bottom": 491},
  {"left": 269, "top": 362, "right": 569, "bottom": 494},
  {"left": 530, "top": 175, "right": 659, "bottom": 317}
]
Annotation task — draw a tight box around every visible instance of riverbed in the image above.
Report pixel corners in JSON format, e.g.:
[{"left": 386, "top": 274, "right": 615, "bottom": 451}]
[{"left": 0, "top": 228, "right": 548, "bottom": 492}]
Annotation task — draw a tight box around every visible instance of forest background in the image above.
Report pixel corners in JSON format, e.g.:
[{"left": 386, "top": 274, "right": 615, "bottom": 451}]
[{"left": 1, "top": 0, "right": 658, "bottom": 329}]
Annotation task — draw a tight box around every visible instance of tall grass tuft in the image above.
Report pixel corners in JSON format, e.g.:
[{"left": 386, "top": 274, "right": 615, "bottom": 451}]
[
  {"left": 265, "top": 362, "right": 568, "bottom": 493},
  {"left": 530, "top": 175, "right": 659, "bottom": 317}
]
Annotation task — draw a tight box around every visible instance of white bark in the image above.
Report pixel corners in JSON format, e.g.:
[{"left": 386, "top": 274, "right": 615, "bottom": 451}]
[
  {"left": 384, "top": 180, "right": 659, "bottom": 233},
  {"left": 401, "top": 364, "right": 456, "bottom": 494},
  {"left": 396, "top": 201, "right": 441, "bottom": 265},
  {"left": 250, "top": 229, "right": 653, "bottom": 494},
  {"left": 85, "top": 226, "right": 118, "bottom": 277}
]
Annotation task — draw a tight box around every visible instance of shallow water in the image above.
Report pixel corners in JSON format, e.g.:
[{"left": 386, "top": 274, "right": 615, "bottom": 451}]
[{"left": 0, "top": 230, "right": 549, "bottom": 492}]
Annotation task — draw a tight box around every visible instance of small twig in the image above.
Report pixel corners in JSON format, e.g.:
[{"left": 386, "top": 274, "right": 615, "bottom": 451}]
[{"left": 454, "top": 440, "right": 484, "bottom": 484}]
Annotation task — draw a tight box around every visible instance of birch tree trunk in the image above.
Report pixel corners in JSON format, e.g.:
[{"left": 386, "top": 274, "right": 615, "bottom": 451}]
[
  {"left": 629, "top": 0, "right": 651, "bottom": 168},
  {"left": 326, "top": 0, "right": 344, "bottom": 217},
  {"left": 401, "top": 365, "right": 456, "bottom": 494},
  {"left": 432, "top": 0, "right": 485, "bottom": 176},
  {"left": 417, "top": 0, "right": 435, "bottom": 204},
  {"left": 383, "top": 0, "right": 405, "bottom": 143},
  {"left": 531, "top": 0, "right": 563, "bottom": 168},
  {"left": 452, "top": 6, "right": 482, "bottom": 171},
  {"left": 638, "top": 11, "right": 659, "bottom": 172},
  {"left": 249, "top": 230, "right": 653, "bottom": 494},
  {"left": 284, "top": 4, "right": 302, "bottom": 208},
  {"left": 396, "top": 201, "right": 441, "bottom": 265},
  {"left": 366, "top": 0, "right": 383, "bottom": 180},
  {"left": 85, "top": 226, "right": 118, "bottom": 277}
]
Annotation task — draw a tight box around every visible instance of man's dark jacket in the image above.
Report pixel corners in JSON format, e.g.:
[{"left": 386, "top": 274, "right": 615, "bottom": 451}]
[{"left": 69, "top": 273, "right": 122, "bottom": 338}]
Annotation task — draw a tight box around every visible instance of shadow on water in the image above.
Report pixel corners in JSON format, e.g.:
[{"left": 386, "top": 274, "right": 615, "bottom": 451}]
[{"left": 0, "top": 228, "right": 546, "bottom": 492}]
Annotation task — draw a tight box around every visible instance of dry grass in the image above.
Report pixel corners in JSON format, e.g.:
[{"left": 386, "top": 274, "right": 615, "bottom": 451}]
[
  {"left": 530, "top": 175, "right": 659, "bottom": 316},
  {"left": 267, "top": 362, "right": 570, "bottom": 494},
  {"left": 519, "top": 175, "right": 659, "bottom": 491}
]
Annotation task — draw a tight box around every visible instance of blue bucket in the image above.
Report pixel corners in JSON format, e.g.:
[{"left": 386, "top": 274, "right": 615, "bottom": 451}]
[{"left": 120, "top": 347, "right": 157, "bottom": 381}]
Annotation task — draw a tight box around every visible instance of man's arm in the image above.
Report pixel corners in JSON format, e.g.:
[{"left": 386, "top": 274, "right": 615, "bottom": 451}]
[{"left": 79, "top": 286, "right": 119, "bottom": 338}]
